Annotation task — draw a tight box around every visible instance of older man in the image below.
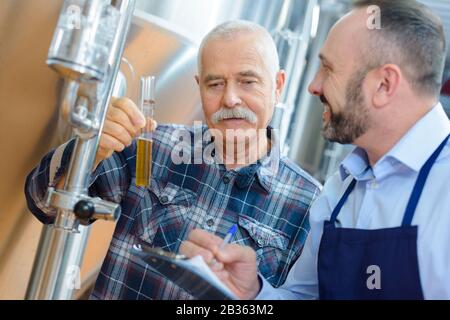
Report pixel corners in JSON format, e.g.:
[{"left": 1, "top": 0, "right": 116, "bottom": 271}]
[
  {"left": 24, "top": 20, "right": 321, "bottom": 299},
  {"left": 181, "top": 0, "right": 450, "bottom": 300}
]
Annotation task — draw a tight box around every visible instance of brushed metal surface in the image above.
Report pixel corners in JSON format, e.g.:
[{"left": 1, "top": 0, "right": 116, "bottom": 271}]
[{"left": 0, "top": 1, "right": 202, "bottom": 299}]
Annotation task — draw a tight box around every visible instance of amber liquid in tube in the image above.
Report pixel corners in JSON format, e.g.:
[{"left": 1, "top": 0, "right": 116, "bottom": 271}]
[
  {"left": 136, "top": 76, "right": 156, "bottom": 187},
  {"left": 136, "top": 138, "right": 153, "bottom": 187}
]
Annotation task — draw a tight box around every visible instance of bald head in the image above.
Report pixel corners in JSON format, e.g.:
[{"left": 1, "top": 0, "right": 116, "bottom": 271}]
[
  {"left": 343, "top": 0, "right": 446, "bottom": 97},
  {"left": 320, "top": 9, "right": 371, "bottom": 73},
  {"left": 198, "top": 20, "right": 280, "bottom": 78}
]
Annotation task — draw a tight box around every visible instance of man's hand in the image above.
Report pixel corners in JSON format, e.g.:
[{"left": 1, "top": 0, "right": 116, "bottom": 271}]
[
  {"left": 180, "top": 229, "right": 261, "bottom": 300},
  {"left": 56, "top": 97, "right": 156, "bottom": 189},
  {"left": 94, "top": 97, "right": 156, "bottom": 169}
]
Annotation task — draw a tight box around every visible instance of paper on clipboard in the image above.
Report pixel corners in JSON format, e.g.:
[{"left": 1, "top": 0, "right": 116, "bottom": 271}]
[{"left": 131, "top": 244, "right": 237, "bottom": 300}]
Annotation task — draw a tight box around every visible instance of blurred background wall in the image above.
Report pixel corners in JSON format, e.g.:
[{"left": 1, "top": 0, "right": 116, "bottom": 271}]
[{"left": 0, "top": 0, "right": 449, "bottom": 299}]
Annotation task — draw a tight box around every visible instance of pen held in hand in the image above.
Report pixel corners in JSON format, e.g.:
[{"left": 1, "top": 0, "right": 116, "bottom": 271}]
[
  {"left": 210, "top": 224, "right": 238, "bottom": 266},
  {"left": 218, "top": 224, "right": 238, "bottom": 251}
]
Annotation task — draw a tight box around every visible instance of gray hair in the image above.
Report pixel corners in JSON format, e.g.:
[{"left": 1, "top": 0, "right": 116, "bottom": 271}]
[
  {"left": 353, "top": 0, "right": 447, "bottom": 97},
  {"left": 197, "top": 20, "right": 280, "bottom": 77}
]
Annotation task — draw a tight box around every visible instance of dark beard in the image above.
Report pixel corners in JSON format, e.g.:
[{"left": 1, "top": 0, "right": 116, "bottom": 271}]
[{"left": 323, "top": 70, "right": 371, "bottom": 144}]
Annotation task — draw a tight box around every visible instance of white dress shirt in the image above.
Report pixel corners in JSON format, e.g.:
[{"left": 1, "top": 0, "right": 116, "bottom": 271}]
[{"left": 258, "top": 103, "right": 450, "bottom": 300}]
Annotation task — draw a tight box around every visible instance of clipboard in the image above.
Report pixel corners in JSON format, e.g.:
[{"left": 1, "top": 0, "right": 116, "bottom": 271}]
[{"left": 131, "top": 242, "right": 237, "bottom": 300}]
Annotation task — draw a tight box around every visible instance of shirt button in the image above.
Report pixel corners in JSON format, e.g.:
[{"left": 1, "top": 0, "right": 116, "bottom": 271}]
[
  {"left": 160, "top": 196, "right": 169, "bottom": 204},
  {"left": 206, "top": 219, "right": 214, "bottom": 227},
  {"left": 368, "top": 180, "right": 379, "bottom": 189},
  {"left": 223, "top": 176, "right": 230, "bottom": 184}
]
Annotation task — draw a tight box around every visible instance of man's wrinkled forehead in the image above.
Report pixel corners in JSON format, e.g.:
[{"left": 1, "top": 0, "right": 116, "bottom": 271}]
[{"left": 201, "top": 35, "right": 271, "bottom": 74}]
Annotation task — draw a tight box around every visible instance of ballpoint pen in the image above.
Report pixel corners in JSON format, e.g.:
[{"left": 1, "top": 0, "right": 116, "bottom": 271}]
[
  {"left": 219, "top": 224, "right": 238, "bottom": 251},
  {"left": 209, "top": 224, "right": 238, "bottom": 266}
]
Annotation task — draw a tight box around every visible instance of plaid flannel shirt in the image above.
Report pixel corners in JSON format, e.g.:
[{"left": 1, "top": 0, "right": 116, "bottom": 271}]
[{"left": 25, "top": 124, "right": 321, "bottom": 300}]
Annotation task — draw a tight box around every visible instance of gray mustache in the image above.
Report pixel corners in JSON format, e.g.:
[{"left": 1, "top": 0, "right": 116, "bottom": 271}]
[{"left": 211, "top": 107, "right": 257, "bottom": 124}]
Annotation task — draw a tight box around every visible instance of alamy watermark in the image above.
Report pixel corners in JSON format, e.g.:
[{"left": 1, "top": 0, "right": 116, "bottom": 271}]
[
  {"left": 366, "top": 264, "right": 382, "bottom": 290},
  {"left": 367, "top": 5, "right": 381, "bottom": 30},
  {"left": 65, "top": 265, "right": 81, "bottom": 290},
  {"left": 65, "top": 5, "right": 82, "bottom": 30},
  {"left": 169, "top": 122, "right": 278, "bottom": 167}
]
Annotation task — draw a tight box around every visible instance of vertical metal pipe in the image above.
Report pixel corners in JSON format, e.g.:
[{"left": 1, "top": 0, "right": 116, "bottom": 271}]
[
  {"left": 271, "top": 0, "right": 318, "bottom": 149},
  {"left": 25, "top": 224, "right": 91, "bottom": 299},
  {"left": 25, "top": 0, "right": 136, "bottom": 300},
  {"left": 287, "top": 2, "right": 343, "bottom": 174}
]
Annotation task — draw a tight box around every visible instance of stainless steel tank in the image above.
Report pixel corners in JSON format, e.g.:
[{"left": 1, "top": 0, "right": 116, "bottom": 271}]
[{"left": 0, "top": 0, "right": 202, "bottom": 299}]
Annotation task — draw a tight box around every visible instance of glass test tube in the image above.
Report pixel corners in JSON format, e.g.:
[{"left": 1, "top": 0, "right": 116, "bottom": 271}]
[{"left": 135, "top": 75, "right": 156, "bottom": 187}]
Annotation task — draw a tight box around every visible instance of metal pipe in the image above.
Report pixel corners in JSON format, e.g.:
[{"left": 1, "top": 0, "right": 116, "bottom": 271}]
[
  {"left": 287, "top": 1, "right": 343, "bottom": 175},
  {"left": 281, "top": 0, "right": 318, "bottom": 150},
  {"left": 25, "top": 223, "right": 91, "bottom": 299},
  {"left": 26, "top": 0, "right": 136, "bottom": 300},
  {"left": 270, "top": 0, "right": 318, "bottom": 149}
]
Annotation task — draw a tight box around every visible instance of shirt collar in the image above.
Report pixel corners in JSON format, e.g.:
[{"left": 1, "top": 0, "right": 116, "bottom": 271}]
[
  {"left": 202, "top": 126, "right": 280, "bottom": 193},
  {"left": 385, "top": 103, "right": 450, "bottom": 172},
  {"left": 339, "top": 147, "right": 372, "bottom": 181},
  {"left": 254, "top": 127, "right": 280, "bottom": 193},
  {"left": 340, "top": 103, "right": 450, "bottom": 180}
]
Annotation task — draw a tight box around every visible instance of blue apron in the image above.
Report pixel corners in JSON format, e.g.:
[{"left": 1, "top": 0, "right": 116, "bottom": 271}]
[{"left": 318, "top": 134, "right": 449, "bottom": 300}]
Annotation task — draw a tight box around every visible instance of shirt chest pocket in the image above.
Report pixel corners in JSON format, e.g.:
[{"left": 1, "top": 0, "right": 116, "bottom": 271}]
[
  {"left": 238, "top": 215, "right": 290, "bottom": 287},
  {"left": 132, "top": 180, "right": 197, "bottom": 252}
]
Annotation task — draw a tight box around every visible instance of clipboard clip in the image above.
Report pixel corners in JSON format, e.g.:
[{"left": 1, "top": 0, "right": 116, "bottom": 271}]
[{"left": 132, "top": 243, "right": 187, "bottom": 260}]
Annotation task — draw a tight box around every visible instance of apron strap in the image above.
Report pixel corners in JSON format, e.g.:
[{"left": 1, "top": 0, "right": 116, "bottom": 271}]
[
  {"left": 402, "top": 134, "right": 450, "bottom": 226},
  {"left": 329, "top": 179, "right": 357, "bottom": 224}
]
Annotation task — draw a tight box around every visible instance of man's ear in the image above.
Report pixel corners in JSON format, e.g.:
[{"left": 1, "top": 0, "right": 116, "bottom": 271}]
[
  {"left": 195, "top": 75, "right": 200, "bottom": 86},
  {"left": 275, "top": 70, "right": 286, "bottom": 103},
  {"left": 372, "top": 64, "right": 401, "bottom": 108}
]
